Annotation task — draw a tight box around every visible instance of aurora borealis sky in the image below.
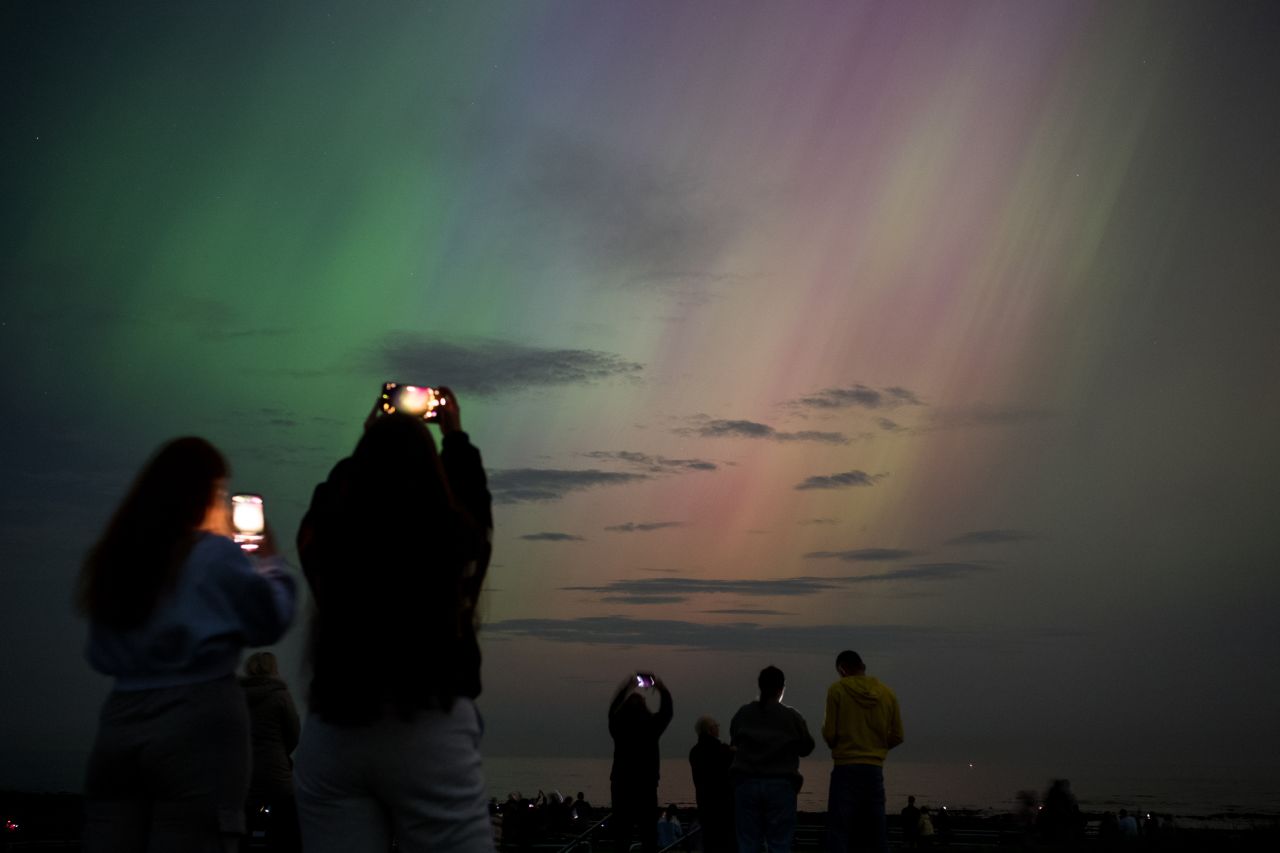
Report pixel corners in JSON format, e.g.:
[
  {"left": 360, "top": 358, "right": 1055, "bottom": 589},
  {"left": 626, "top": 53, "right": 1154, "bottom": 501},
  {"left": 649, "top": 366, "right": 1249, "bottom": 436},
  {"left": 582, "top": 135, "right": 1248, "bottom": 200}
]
[{"left": 2, "top": 0, "right": 1279, "bottom": 793}]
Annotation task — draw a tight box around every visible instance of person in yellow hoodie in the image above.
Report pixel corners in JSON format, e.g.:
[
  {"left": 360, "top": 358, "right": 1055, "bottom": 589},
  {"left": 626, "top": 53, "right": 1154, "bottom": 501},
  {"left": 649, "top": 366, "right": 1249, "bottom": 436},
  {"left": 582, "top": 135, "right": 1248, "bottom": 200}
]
[{"left": 821, "top": 650, "right": 903, "bottom": 853}]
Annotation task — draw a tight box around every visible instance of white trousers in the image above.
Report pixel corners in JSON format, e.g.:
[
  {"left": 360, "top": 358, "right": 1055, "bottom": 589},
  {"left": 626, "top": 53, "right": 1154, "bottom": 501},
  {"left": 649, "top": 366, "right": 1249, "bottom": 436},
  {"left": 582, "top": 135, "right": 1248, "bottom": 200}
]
[{"left": 294, "top": 699, "right": 493, "bottom": 853}]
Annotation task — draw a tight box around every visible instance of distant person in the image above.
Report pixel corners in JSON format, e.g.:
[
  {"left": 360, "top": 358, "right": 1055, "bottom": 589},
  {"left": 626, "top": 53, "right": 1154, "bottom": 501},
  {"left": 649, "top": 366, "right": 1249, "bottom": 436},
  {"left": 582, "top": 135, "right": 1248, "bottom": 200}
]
[
  {"left": 656, "top": 804, "right": 684, "bottom": 849},
  {"left": 78, "top": 437, "right": 296, "bottom": 853},
  {"left": 293, "top": 390, "right": 495, "bottom": 853},
  {"left": 608, "top": 672, "right": 674, "bottom": 853},
  {"left": 1117, "top": 809, "right": 1138, "bottom": 840},
  {"left": 729, "top": 665, "right": 815, "bottom": 853},
  {"left": 240, "top": 651, "right": 301, "bottom": 852},
  {"left": 574, "top": 790, "right": 593, "bottom": 818},
  {"left": 917, "top": 807, "right": 934, "bottom": 848},
  {"left": 689, "top": 715, "right": 735, "bottom": 853},
  {"left": 1098, "top": 811, "right": 1120, "bottom": 852},
  {"left": 1038, "top": 779, "right": 1082, "bottom": 847},
  {"left": 900, "top": 796, "right": 920, "bottom": 850},
  {"left": 821, "top": 650, "right": 904, "bottom": 853}
]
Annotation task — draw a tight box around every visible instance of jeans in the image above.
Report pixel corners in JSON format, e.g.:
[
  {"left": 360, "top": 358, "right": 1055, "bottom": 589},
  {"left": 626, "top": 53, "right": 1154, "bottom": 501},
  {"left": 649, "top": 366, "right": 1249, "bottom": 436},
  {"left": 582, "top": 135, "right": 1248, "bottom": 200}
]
[
  {"left": 734, "top": 777, "right": 797, "bottom": 853},
  {"left": 826, "top": 764, "right": 886, "bottom": 853}
]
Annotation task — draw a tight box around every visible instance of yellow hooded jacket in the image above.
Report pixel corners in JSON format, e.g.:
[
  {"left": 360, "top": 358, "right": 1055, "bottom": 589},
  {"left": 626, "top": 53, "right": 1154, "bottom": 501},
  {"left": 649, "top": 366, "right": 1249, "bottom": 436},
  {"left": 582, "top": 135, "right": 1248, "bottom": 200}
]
[{"left": 821, "top": 675, "right": 904, "bottom": 766}]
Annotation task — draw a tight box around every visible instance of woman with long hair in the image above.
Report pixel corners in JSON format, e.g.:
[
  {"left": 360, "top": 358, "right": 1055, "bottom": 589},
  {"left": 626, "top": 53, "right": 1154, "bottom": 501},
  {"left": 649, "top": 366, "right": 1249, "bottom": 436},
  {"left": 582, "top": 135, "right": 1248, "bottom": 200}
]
[
  {"left": 78, "top": 437, "right": 296, "bottom": 853},
  {"left": 293, "top": 387, "right": 494, "bottom": 853}
]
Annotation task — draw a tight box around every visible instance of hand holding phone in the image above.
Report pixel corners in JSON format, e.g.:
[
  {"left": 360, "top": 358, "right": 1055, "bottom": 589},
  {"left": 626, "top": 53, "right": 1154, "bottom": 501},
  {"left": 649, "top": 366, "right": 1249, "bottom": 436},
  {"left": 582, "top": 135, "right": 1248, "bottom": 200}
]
[
  {"left": 635, "top": 671, "right": 657, "bottom": 690},
  {"left": 380, "top": 382, "right": 445, "bottom": 421},
  {"left": 231, "top": 494, "right": 266, "bottom": 553}
]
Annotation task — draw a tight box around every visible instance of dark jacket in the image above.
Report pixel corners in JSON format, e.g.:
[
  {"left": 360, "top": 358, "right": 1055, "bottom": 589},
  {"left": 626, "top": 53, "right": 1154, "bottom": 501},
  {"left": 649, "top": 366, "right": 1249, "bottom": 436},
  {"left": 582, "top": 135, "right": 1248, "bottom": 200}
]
[
  {"left": 609, "top": 687, "right": 673, "bottom": 787},
  {"left": 240, "top": 675, "right": 300, "bottom": 801},
  {"left": 298, "top": 430, "right": 493, "bottom": 725},
  {"left": 729, "top": 700, "right": 815, "bottom": 781},
  {"left": 689, "top": 733, "right": 735, "bottom": 815}
]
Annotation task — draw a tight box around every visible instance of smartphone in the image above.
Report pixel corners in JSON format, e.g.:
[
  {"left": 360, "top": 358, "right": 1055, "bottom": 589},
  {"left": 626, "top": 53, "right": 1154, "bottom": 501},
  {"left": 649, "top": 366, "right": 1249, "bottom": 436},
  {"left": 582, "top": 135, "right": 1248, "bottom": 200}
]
[
  {"left": 230, "top": 493, "right": 265, "bottom": 552},
  {"left": 636, "top": 672, "right": 656, "bottom": 689},
  {"left": 381, "top": 382, "right": 444, "bottom": 420}
]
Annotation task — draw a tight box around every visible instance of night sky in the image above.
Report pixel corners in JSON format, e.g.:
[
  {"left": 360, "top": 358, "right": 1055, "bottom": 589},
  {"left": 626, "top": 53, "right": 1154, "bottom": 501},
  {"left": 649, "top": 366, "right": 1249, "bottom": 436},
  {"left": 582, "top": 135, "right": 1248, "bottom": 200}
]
[{"left": 3, "top": 1, "right": 1279, "bottom": 790}]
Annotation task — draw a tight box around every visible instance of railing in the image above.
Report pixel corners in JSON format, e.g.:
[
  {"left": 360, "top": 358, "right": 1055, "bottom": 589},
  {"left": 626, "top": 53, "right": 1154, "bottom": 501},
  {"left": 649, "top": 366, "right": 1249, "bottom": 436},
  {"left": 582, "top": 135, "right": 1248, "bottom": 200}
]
[{"left": 551, "top": 813, "right": 612, "bottom": 853}]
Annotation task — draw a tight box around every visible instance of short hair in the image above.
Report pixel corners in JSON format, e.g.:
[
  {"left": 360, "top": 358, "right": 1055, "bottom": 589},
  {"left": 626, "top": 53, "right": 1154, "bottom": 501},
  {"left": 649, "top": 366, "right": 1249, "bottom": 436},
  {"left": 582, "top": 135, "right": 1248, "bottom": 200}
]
[
  {"left": 758, "top": 665, "right": 785, "bottom": 695},
  {"left": 694, "top": 715, "right": 719, "bottom": 737},
  {"left": 245, "top": 651, "right": 279, "bottom": 678},
  {"left": 836, "top": 650, "right": 865, "bottom": 671}
]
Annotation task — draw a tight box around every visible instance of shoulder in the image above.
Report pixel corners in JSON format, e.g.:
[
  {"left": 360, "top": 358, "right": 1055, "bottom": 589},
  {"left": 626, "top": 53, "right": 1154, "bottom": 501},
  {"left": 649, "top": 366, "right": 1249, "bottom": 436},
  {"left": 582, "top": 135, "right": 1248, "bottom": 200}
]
[{"left": 189, "top": 532, "right": 249, "bottom": 568}]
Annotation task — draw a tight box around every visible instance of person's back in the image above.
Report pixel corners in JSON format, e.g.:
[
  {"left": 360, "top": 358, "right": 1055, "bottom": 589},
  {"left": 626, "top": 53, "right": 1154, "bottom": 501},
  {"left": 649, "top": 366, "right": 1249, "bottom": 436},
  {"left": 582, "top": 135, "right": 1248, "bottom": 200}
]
[
  {"left": 689, "top": 716, "right": 734, "bottom": 853},
  {"left": 730, "top": 666, "right": 814, "bottom": 853},
  {"left": 292, "top": 394, "right": 497, "bottom": 853},
  {"left": 822, "top": 650, "right": 903, "bottom": 853},
  {"left": 608, "top": 674, "right": 674, "bottom": 853},
  {"left": 729, "top": 700, "right": 814, "bottom": 779},
  {"left": 900, "top": 797, "right": 920, "bottom": 848}
]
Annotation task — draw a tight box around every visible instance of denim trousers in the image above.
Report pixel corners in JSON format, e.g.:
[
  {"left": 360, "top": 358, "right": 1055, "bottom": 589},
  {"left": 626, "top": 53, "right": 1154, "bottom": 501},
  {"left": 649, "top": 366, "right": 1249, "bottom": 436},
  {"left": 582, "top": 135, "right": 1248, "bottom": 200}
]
[
  {"left": 826, "top": 764, "right": 887, "bottom": 853},
  {"left": 734, "top": 777, "right": 797, "bottom": 853}
]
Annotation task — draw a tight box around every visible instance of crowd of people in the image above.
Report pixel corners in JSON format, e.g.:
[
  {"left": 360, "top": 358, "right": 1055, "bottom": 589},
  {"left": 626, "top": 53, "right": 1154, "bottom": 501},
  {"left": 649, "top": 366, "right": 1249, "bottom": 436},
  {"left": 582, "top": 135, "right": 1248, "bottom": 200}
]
[
  {"left": 77, "top": 388, "right": 494, "bottom": 852},
  {"left": 87, "top": 385, "right": 1152, "bottom": 853},
  {"left": 607, "top": 652, "right": 904, "bottom": 853}
]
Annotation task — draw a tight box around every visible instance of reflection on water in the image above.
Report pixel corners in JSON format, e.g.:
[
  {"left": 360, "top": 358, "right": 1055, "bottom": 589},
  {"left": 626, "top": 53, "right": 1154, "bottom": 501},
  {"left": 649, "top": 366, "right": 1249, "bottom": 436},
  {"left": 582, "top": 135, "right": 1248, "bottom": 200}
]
[{"left": 484, "top": 756, "right": 1279, "bottom": 817}]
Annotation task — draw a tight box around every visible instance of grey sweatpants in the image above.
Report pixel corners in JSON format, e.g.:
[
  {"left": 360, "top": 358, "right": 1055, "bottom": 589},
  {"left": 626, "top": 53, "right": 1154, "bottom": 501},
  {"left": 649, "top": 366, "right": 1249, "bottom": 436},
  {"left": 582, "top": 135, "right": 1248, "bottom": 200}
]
[
  {"left": 83, "top": 675, "right": 251, "bottom": 853},
  {"left": 295, "top": 699, "right": 493, "bottom": 853}
]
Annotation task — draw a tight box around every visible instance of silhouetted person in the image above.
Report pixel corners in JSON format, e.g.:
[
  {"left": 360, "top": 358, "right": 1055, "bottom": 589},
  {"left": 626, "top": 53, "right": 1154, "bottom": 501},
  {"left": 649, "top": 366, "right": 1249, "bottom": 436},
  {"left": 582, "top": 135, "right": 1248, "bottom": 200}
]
[
  {"left": 78, "top": 437, "right": 296, "bottom": 853},
  {"left": 293, "top": 390, "right": 495, "bottom": 853},
  {"left": 822, "top": 650, "right": 903, "bottom": 853},
  {"left": 1117, "top": 809, "right": 1139, "bottom": 842},
  {"left": 690, "top": 715, "right": 735, "bottom": 853},
  {"left": 1038, "top": 779, "right": 1082, "bottom": 848},
  {"left": 609, "top": 672, "right": 674, "bottom": 853},
  {"left": 900, "top": 796, "right": 920, "bottom": 850},
  {"left": 730, "top": 665, "right": 815, "bottom": 853},
  {"left": 1098, "top": 811, "right": 1120, "bottom": 852},
  {"left": 241, "top": 651, "right": 301, "bottom": 852}
]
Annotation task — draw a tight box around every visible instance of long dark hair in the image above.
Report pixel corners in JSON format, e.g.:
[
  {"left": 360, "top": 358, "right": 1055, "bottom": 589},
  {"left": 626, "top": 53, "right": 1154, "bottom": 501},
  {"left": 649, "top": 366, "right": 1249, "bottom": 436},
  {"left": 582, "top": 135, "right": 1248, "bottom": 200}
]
[
  {"left": 304, "top": 414, "right": 479, "bottom": 721},
  {"left": 78, "top": 437, "right": 228, "bottom": 629}
]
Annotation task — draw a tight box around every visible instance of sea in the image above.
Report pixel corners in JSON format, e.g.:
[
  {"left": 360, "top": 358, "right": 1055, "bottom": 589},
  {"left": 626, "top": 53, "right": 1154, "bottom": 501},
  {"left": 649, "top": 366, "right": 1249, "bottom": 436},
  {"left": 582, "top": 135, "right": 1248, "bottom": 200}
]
[{"left": 483, "top": 757, "right": 1280, "bottom": 823}]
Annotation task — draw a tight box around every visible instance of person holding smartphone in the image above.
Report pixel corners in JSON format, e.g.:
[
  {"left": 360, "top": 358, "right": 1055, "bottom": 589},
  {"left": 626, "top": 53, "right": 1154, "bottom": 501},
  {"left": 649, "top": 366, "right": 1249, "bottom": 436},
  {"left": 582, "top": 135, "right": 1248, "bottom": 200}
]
[
  {"left": 78, "top": 437, "right": 297, "bottom": 853},
  {"left": 608, "top": 672, "right": 674, "bottom": 853},
  {"left": 293, "top": 386, "right": 494, "bottom": 853}
]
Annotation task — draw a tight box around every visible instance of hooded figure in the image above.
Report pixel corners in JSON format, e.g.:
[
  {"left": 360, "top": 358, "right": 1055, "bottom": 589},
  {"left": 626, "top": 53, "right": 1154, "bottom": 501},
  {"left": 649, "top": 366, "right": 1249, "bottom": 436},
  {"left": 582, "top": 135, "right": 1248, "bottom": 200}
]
[
  {"left": 820, "top": 670, "right": 904, "bottom": 765},
  {"left": 822, "top": 650, "right": 904, "bottom": 853}
]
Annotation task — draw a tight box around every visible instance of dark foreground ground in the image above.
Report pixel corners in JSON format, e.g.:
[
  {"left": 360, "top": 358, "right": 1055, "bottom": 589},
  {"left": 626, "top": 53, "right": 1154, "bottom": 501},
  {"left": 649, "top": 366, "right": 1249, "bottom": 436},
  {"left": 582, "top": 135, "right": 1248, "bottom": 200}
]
[{"left": 5, "top": 792, "right": 1278, "bottom": 852}]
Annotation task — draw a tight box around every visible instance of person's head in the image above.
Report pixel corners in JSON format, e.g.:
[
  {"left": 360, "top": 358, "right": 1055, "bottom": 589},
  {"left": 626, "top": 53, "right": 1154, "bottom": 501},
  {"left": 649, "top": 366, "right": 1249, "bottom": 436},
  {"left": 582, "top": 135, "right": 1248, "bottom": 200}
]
[
  {"left": 694, "top": 715, "right": 721, "bottom": 740},
  {"left": 758, "top": 665, "right": 785, "bottom": 702},
  {"left": 836, "top": 649, "right": 866, "bottom": 677},
  {"left": 908, "top": 796, "right": 916, "bottom": 806},
  {"left": 244, "top": 651, "right": 280, "bottom": 678},
  {"left": 78, "top": 437, "right": 229, "bottom": 629},
  {"left": 577, "top": 792, "right": 585, "bottom": 801},
  {"left": 350, "top": 412, "right": 452, "bottom": 507}
]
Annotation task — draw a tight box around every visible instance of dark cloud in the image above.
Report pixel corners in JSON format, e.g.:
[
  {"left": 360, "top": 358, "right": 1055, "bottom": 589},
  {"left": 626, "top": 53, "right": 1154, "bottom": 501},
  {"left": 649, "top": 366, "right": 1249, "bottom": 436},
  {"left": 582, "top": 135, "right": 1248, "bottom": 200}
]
[
  {"left": 488, "top": 468, "right": 648, "bottom": 504},
  {"left": 376, "top": 338, "right": 642, "bottom": 395},
  {"left": 604, "top": 521, "right": 684, "bottom": 533},
  {"left": 519, "top": 532, "right": 586, "bottom": 542},
  {"left": 946, "top": 529, "right": 1037, "bottom": 545},
  {"left": 926, "top": 404, "right": 1054, "bottom": 430},
  {"left": 876, "top": 418, "right": 906, "bottom": 433},
  {"left": 486, "top": 615, "right": 1046, "bottom": 654},
  {"left": 563, "top": 577, "right": 837, "bottom": 598},
  {"left": 601, "top": 595, "right": 688, "bottom": 605},
  {"left": 684, "top": 419, "right": 848, "bottom": 444},
  {"left": 584, "top": 451, "right": 718, "bottom": 472},
  {"left": 794, "top": 384, "right": 925, "bottom": 410},
  {"left": 704, "top": 608, "right": 791, "bottom": 616},
  {"left": 804, "top": 548, "right": 917, "bottom": 561},
  {"left": 794, "top": 470, "right": 887, "bottom": 490},
  {"left": 799, "top": 518, "right": 839, "bottom": 525},
  {"left": 841, "top": 563, "right": 992, "bottom": 583}
]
